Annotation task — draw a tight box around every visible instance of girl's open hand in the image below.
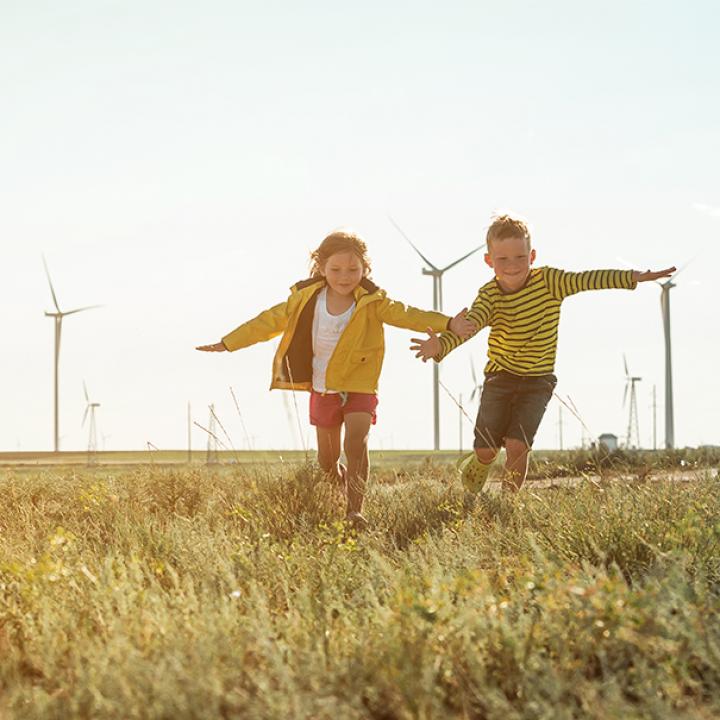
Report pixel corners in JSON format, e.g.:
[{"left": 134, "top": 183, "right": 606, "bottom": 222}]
[
  {"left": 410, "top": 328, "right": 441, "bottom": 362},
  {"left": 449, "top": 308, "right": 477, "bottom": 339},
  {"left": 633, "top": 267, "right": 676, "bottom": 283},
  {"left": 196, "top": 342, "right": 227, "bottom": 352}
]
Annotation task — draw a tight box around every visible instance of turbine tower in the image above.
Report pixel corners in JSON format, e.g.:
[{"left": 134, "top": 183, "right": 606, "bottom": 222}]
[
  {"left": 43, "top": 256, "right": 101, "bottom": 452},
  {"left": 659, "top": 277, "right": 676, "bottom": 449},
  {"left": 82, "top": 381, "right": 100, "bottom": 456},
  {"left": 390, "top": 217, "right": 485, "bottom": 450},
  {"left": 622, "top": 354, "right": 641, "bottom": 449}
]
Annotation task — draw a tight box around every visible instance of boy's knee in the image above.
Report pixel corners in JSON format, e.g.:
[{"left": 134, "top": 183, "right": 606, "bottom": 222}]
[
  {"left": 505, "top": 438, "right": 530, "bottom": 457},
  {"left": 475, "top": 447, "right": 498, "bottom": 464}
]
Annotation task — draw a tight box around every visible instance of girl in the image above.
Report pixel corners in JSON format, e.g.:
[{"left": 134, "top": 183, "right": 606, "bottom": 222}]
[{"left": 197, "top": 229, "right": 474, "bottom": 528}]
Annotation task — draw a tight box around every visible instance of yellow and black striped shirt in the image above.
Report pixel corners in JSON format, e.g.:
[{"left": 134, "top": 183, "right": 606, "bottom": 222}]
[{"left": 437, "top": 266, "right": 637, "bottom": 375}]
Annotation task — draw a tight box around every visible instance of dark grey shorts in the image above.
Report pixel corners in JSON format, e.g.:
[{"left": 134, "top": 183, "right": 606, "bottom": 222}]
[{"left": 473, "top": 371, "right": 557, "bottom": 450}]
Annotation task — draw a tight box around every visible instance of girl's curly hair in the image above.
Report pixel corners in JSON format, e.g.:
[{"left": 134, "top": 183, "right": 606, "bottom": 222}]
[{"left": 310, "top": 229, "right": 372, "bottom": 278}]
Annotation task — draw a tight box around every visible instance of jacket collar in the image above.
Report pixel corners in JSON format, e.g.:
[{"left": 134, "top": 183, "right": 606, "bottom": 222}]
[{"left": 291, "top": 276, "right": 381, "bottom": 303}]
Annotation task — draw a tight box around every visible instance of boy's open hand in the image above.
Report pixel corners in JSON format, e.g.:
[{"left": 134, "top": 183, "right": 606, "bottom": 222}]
[
  {"left": 410, "top": 328, "right": 441, "bottom": 362},
  {"left": 449, "top": 308, "right": 477, "bottom": 339},
  {"left": 196, "top": 342, "right": 227, "bottom": 352},
  {"left": 633, "top": 267, "right": 676, "bottom": 283}
]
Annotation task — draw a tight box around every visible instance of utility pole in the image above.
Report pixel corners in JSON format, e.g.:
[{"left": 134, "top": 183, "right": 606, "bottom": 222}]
[
  {"left": 187, "top": 402, "right": 192, "bottom": 463},
  {"left": 458, "top": 393, "right": 463, "bottom": 454},
  {"left": 206, "top": 404, "right": 219, "bottom": 464},
  {"left": 652, "top": 385, "right": 657, "bottom": 451}
]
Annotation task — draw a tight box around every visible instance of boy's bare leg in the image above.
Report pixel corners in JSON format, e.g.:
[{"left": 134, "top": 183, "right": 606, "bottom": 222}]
[
  {"left": 475, "top": 447, "right": 499, "bottom": 464},
  {"left": 503, "top": 438, "right": 531, "bottom": 492},
  {"left": 315, "top": 425, "right": 343, "bottom": 484},
  {"left": 343, "top": 412, "right": 373, "bottom": 515}
]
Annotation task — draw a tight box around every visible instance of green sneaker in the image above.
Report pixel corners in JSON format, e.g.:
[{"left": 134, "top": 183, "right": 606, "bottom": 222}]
[{"left": 457, "top": 452, "right": 491, "bottom": 494}]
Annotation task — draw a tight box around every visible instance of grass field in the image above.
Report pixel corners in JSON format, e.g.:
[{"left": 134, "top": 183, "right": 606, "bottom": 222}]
[{"left": 1, "top": 458, "right": 719, "bottom": 719}]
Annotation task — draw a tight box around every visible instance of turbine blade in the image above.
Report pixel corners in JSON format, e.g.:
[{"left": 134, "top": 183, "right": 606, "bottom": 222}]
[
  {"left": 441, "top": 244, "right": 485, "bottom": 272},
  {"left": 615, "top": 255, "right": 639, "bottom": 270},
  {"left": 470, "top": 357, "right": 477, "bottom": 385},
  {"left": 64, "top": 304, "right": 103, "bottom": 317},
  {"left": 83, "top": 380, "right": 89, "bottom": 403},
  {"left": 623, "top": 353, "right": 629, "bottom": 377},
  {"left": 82, "top": 405, "right": 89, "bottom": 427},
  {"left": 42, "top": 255, "right": 61, "bottom": 313},
  {"left": 671, "top": 257, "right": 695, "bottom": 281},
  {"left": 387, "top": 215, "right": 439, "bottom": 270},
  {"left": 623, "top": 382, "right": 629, "bottom": 408}
]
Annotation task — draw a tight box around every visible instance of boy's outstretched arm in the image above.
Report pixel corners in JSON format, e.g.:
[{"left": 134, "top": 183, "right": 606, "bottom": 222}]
[
  {"left": 410, "top": 328, "right": 441, "bottom": 363},
  {"left": 633, "top": 267, "right": 676, "bottom": 283},
  {"left": 196, "top": 342, "right": 227, "bottom": 352}
]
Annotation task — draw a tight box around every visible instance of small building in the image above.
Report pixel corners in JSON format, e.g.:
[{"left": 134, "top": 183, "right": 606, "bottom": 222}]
[{"left": 598, "top": 433, "right": 619, "bottom": 451}]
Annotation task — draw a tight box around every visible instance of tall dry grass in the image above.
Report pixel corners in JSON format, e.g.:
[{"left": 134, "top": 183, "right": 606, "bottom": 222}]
[{"left": 0, "top": 462, "right": 718, "bottom": 719}]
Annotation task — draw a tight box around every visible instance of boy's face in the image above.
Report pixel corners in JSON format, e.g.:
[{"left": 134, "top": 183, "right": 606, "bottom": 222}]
[{"left": 484, "top": 235, "right": 536, "bottom": 292}]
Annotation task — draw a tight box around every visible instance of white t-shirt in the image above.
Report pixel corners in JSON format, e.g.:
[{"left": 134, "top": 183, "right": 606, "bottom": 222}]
[{"left": 312, "top": 287, "right": 355, "bottom": 393}]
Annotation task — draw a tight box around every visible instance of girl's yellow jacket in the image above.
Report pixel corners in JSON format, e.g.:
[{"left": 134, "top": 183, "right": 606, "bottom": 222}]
[{"left": 221, "top": 277, "right": 451, "bottom": 394}]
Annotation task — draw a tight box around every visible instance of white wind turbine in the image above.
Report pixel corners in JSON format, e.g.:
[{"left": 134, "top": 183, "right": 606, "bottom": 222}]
[
  {"left": 622, "top": 354, "right": 641, "bottom": 449},
  {"left": 617, "top": 257, "right": 690, "bottom": 450},
  {"left": 658, "top": 262, "right": 693, "bottom": 450},
  {"left": 43, "top": 256, "right": 101, "bottom": 452},
  {"left": 389, "top": 217, "right": 485, "bottom": 450},
  {"left": 459, "top": 358, "right": 484, "bottom": 453},
  {"left": 82, "top": 381, "right": 100, "bottom": 455}
]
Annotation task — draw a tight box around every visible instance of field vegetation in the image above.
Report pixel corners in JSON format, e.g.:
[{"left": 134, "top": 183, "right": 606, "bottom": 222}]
[{"left": 1, "top": 458, "right": 719, "bottom": 719}]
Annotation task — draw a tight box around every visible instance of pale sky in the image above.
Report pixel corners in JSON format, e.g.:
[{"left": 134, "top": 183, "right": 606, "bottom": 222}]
[{"left": 2, "top": 0, "right": 718, "bottom": 452}]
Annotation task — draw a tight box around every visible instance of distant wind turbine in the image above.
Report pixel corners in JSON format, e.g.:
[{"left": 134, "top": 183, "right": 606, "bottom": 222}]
[
  {"left": 389, "top": 216, "right": 485, "bottom": 450},
  {"left": 622, "top": 354, "right": 641, "bottom": 449},
  {"left": 43, "top": 256, "right": 101, "bottom": 452},
  {"left": 459, "top": 359, "right": 484, "bottom": 453},
  {"left": 82, "top": 381, "right": 100, "bottom": 456}
]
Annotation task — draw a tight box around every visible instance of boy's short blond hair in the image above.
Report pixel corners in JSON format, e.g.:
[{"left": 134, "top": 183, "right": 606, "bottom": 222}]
[{"left": 486, "top": 214, "right": 531, "bottom": 251}]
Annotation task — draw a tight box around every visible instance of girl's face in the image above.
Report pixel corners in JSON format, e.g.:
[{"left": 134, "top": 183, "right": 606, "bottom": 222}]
[{"left": 320, "top": 251, "right": 365, "bottom": 296}]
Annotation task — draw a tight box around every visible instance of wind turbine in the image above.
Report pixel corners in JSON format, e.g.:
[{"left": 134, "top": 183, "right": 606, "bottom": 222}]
[
  {"left": 82, "top": 381, "right": 100, "bottom": 456},
  {"left": 617, "top": 257, "right": 688, "bottom": 450},
  {"left": 389, "top": 217, "right": 485, "bottom": 450},
  {"left": 622, "top": 354, "right": 641, "bottom": 449},
  {"left": 43, "top": 256, "right": 101, "bottom": 452},
  {"left": 459, "top": 358, "right": 483, "bottom": 453},
  {"left": 469, "top": 357, "right": 483, "bottom": 408}
]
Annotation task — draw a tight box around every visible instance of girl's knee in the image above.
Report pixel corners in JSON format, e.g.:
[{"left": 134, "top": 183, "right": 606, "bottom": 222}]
[
  {"left": 475, "top": 447, "right": 498, "bottom": 464},
  {"left": 344, "top": 435, "right": 368, "bottom": 458}
]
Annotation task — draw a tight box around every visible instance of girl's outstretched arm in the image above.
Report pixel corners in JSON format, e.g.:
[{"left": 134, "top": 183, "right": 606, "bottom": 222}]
[
  {"left": 196, "top": 342, "right": 227, "bottom": 352},
  {"left": 410, "top": 328, "right": 441, "bottom": 363}
]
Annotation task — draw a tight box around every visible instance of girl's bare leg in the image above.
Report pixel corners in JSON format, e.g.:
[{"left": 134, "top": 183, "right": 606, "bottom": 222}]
[
  {"left": 342, "top": 412, "right": 373, "bottom": 515},
  {"left": 315, "top": 425, "right": 343, "bottom": 484}
]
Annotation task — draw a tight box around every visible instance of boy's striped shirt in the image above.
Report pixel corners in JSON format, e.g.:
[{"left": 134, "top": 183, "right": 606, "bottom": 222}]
[{"left": 436, "top": 266, "right": 636, "bottom": 375}]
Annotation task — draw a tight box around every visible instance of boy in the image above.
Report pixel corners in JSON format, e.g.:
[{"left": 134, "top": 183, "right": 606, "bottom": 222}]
[{"left": 410, "top": 215, "right": 675, "bottom": 493}]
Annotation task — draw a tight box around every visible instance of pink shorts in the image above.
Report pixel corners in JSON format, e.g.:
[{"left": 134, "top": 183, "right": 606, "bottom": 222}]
[{"left": 309, "top": 391, "right": 379, "bottom": 428}]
